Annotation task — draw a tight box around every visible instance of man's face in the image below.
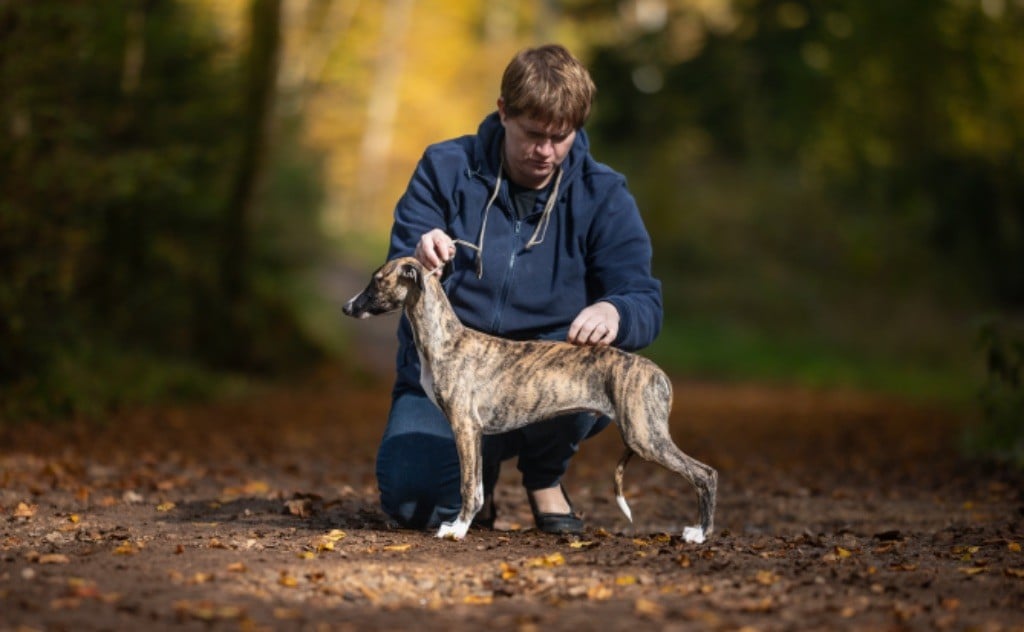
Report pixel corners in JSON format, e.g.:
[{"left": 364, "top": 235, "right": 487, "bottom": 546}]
[{"left": 498, "top": 99, "right": 576, "bottom": 189}]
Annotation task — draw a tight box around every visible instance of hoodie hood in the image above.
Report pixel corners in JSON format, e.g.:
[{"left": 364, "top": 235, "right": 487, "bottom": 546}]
[{"left": 460, "top": 112, "right": 589, "bottom": 277}]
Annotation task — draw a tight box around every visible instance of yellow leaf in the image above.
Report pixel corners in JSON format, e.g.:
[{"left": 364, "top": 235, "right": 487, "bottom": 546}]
[
  {"left": 113, "top": 542, "right": 137, "bottom": 556},
  {"left": 500, "top": 562, "right": 517, "bottom": 580},
  {"left": 278, "top": 572, "right": 298, "bottom": 587},
  {"left": 635, "top": 598, "right": 664, "bottom": 618},
  {"left": 754, "top": 570, "right": 778, "bottom": 585},
  {"left": 69, "top": 514, "right": 80, "bottom": 524},
  {"left": 325, "top": 529, "right": 347, "bottom": 541},
  {"left": 13, "top": 502, "right": 37, "bottom": 518},
  {"left": 587, "top": 584, "right": 613, "bottom": 601},
  {"left": 958, "top": 566, "right": 986, "bottom": 576},
  {"left": 569, "top": 540, "right": 595, "bottom": 549},
  {"left": 463, "top": 594, "right": 493, "bottom": 605},
  {"left": 632, "top": 538, "right": 651, "bottom": 547},
  {"left": 615, "top": 575, "right": 637, "bottom": 586},
  {"left": 1009, "top": 542, "right": 1021, "bottom": 553},
  {"left": 835, "top": 546, "right": 852, "bottom": 559},
  {"left": 383, "top": 543, "right": 413, "bottom": 552},
  {"left": 38, "top": 554, "right": 70, "bottom": 565},
  {"left": 297, "top": 551, "right": 315, "bottom": 560},
  {"left": 227, "top": 562, "right": 247, "bottom": 573},
  {"left": 1004, "top": 568, "right": 1024, "bottom": 579},
  {"left": 156, "top": 502, "right": 176, "bottom": 512},
  {"left": 528, "top": 552, "right": 565, "bottom": 567}
]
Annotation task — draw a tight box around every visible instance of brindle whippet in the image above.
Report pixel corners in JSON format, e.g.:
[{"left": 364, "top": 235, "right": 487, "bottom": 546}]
[{"left": 343, "top": 256, "right": 717, "bottom": 542}]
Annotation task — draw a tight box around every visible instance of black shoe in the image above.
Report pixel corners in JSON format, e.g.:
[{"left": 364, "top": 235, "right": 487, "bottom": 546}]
[
  {"left": 470, "top": 495, "right": 496, "bottom": 530},
  {"left": 528, "top": 485, "right": 584, "bottom": 535}
]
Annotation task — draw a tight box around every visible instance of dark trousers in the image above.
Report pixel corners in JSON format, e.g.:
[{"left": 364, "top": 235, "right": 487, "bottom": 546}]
[{"left": 375, "top": 383, "right": 611, "bottom": 529}]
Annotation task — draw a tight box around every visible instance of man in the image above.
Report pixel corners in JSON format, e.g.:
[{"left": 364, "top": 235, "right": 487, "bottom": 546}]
[{"left": 376, "top": 44, "right": 662, "bottom": 534}]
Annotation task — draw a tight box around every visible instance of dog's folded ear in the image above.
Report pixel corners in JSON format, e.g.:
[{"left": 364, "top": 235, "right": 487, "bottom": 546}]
[{"left": 399, "top": 261, "right": 422, "bottom": 288}]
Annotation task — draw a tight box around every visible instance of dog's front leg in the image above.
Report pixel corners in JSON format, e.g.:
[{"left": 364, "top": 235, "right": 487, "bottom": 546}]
[{"left": 436, "top": 417, "right": 483, "bottom": 541}]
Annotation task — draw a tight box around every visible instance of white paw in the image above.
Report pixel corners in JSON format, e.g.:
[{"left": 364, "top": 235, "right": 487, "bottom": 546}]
[
  {"left": 682, "top": 526, "right": 705, "bottom": 544},
  {"left": 436, "top": 519, "right": 470, "bottom": 541}
]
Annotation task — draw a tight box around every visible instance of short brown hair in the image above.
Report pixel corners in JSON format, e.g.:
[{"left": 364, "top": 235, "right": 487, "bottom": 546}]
[{"left": 500, "top": 44, "right": 596, "bottom": 130}]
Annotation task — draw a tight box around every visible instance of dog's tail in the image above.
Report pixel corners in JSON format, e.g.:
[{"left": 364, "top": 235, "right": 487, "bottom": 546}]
[{"left": 614, "top": 448, "right": 634, "bottom": 522}]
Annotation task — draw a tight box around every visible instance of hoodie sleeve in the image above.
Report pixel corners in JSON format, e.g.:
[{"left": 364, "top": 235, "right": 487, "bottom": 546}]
[
  {"left": 585, "top": 180, "right": 663, "bottom": 352},
  {"left": 387, "top": 147, "right": 450, "bottom": 260}
]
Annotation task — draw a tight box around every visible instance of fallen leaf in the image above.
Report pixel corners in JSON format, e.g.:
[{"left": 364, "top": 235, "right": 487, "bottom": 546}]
[
  {"left": 227, "top": 562, "right": 247, "bottom": 573},
  {"left": 1009, "top": 542, "right": 1022, "bottom": 553},
  {"left": 13, "top": 502, "right": 37, "bottom": 519},
  {"left": 113, "top": 542, "right": 138, "bottom": 556},
  {"left": 616, "top": 575, "right": 637, "bottom": 586},
  {"left": 315, "top": 530, "right": 346, "bottom": 552},
  {"left": 284, "top": 498, "right": 312, "bottom": 518},
  {"left": 383, "top": 543, "right": 412, "bottom": 552},
  {"left": 587, "top": 584, "right": 613, "bottom": 601},
  {"left": 156, "top": 502, "right": 176, "bottom": 512},
  {"left": 890, "top": 563, "right": 918, "bottom": 572},
  {"left": 1005, "top": 568, "right": 1024, "bottom": 579},
  {"left": 324, "top": 529, "right": 347, "bottom": 541},
  {"left": 187, "top": 572, "right": 214, "bottom": 585},
  {"left": 278, "top": 571, "right": 298, "bottom": 587},
  {"left": 835, "top": 546, "right": 853, "bottom": 559},
  {"left": 635, "top": 597, "right": 665, "bottom": 618},
  {"left": 958, "top": 566, "right": 986, "bottom": 576},
  {"left": 754, "top": 570, "right": 778, "bottom": 585},
  {"left": 500, "top": 562, "right": 518, "bottom": 581},
  {"left": 569, "top": 540, "right": 595, "bottom": 549},
  {"left": 463, "top": 593, "right": 493, "bottom": 605},
  {"left": 174, "top": 600, "right": 245, "bottom": 622},
  {"left": 528, "top": 552, "right": 565, "bottom": 567},
  {"left": 297, "top": 551, "right": 315, "bottom": 560},
  {"left": 39, "top": 554, "right": 70, "bottom": 565}
]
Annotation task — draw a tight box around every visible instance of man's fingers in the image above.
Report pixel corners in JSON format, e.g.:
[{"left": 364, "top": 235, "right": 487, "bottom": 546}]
[{"left": 416, "top": 230, "right": 456, "bottom": 268}]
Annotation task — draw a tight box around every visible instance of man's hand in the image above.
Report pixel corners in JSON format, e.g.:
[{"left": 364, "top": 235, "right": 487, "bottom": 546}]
[
  {"left": 415, "top": 229, "right": 456, "bottom": 270},
  {"left": 568, "top": 301, "right": 619, "bottom": 346}
]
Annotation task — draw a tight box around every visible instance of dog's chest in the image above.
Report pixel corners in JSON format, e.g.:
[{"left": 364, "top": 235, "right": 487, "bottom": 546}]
[{"left": 417, "top": 349, "right": 440, "bottom": 408}]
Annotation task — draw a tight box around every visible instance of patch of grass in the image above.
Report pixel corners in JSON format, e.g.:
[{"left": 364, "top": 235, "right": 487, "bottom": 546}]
[
  {"left": 647, "top": 318, "right": 980, "bottom": 406},
  {"left": 0, "top": 342, "right": 253, "bottom": 424}
]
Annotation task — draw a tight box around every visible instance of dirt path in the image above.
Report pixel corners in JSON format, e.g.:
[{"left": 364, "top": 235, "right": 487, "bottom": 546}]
[{"left": 1, "top": 366, "right": 1022, "bottom": 631}]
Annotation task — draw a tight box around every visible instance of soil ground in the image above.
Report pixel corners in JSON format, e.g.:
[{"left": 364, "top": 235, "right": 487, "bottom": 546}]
[{"left": 2, "top": 363, "right": 1022, "bottom": 631}]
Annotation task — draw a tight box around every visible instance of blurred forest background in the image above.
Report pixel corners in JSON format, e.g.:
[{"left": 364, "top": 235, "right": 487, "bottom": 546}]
[{"left": 1, "top": 0, "right": 1021, "bottom": 457}]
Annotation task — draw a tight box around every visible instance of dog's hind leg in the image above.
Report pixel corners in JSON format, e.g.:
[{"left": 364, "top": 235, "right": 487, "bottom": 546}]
[
  {"left": 616, "top": 384, "right": 717, "bottom": 543},
  {"left": 613, "top": 448, "right": 635, "bottom": 523}
]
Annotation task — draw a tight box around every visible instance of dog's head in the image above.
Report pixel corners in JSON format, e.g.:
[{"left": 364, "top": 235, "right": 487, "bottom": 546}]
[{"left": 342, "top": 257, "right": 428, "bottom": 319}]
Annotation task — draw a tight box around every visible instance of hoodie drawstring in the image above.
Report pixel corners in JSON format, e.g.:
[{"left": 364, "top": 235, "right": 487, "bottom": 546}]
[{"left": 458, "top": 149, "right": 563, "bottom": 279}]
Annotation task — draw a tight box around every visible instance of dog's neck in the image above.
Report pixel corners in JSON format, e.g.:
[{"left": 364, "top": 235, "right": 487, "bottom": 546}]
[{"left": 403, "top": 269, "right": 465, "bottom": 364}]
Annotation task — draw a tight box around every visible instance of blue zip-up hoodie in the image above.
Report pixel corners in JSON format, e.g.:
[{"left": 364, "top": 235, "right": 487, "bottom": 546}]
[{"left": 387, "top": 112, "right": 662, "bottom": 390}]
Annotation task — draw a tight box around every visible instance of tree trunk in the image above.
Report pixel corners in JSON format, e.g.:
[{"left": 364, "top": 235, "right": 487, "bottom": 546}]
[{"left": 222, "top": 0, "right": 282, "bottom": 302}]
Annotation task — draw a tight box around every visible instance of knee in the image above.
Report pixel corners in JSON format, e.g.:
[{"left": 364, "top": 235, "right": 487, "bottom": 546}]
[{"left": 376, "top": 432, "right": 461, "bottom": 529}]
